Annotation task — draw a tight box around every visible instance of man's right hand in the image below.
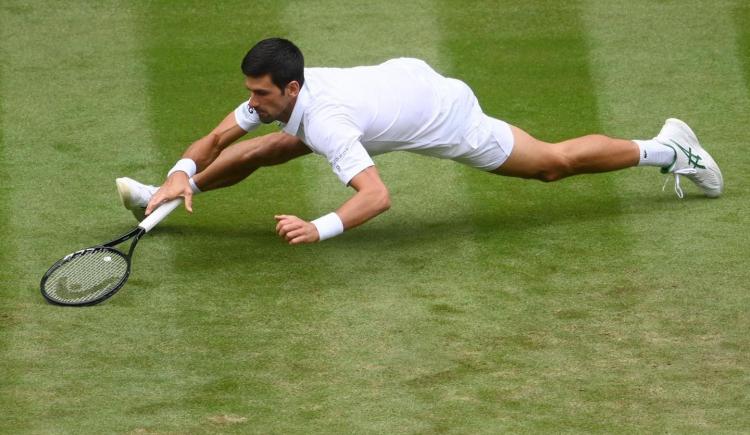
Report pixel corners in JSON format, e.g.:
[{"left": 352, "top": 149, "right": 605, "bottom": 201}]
[{"left": 146, "top": 172, "right": 194, "bottom": 216}]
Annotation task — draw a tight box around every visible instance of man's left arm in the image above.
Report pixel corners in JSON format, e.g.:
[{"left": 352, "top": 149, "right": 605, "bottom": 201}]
[{"left": 275, "top": 166, "right": 390, "bottom": 244}]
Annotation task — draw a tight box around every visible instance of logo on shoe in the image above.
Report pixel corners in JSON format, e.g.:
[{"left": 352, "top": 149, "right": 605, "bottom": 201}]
[{"left": 671, "top": 140, "right": 706, "bottom": 169}]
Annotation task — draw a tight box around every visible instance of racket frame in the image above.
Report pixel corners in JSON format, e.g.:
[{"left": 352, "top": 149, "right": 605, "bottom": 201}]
[
  {"left": 40, "top": 227, "right": 145, "bottom": 306},
  {"left": 39, "top": 198, "right": 181, "bottom": 307}
]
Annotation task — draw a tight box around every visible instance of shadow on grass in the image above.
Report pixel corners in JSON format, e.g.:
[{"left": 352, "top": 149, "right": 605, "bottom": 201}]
[{"left": 148, "top": 192, "right": 684, "bottom": 247}]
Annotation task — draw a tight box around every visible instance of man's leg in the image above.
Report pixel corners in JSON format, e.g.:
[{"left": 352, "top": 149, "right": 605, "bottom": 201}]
[
  {"left": 193, "top": 132, "right": 311, "bottom": 191},
  {"left": 492, "top": 125, "right": 641, "bottom": 181},
  {"left": 117, "top": 132, "right": 310, "bottom": 219},
  {"left": 491, "top": 120, "right": 723, "bottom": 198}
]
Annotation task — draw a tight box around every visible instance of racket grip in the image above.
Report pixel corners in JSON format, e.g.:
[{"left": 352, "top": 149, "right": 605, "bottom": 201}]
[{"left": 138, "top": 198, "right": 183, "bottom": 233}]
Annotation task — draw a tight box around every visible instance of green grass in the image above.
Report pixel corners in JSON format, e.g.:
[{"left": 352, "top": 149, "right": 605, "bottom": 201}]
[{"left": 2, "top": 1, "right": 749, "bottom": 433}]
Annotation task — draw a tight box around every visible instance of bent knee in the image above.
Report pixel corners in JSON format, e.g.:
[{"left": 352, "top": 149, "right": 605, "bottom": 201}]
[
  {"left": 495, "top": 127, "right": 577, "bottom": 181},
  {"left": 535, "top": 154, "right": 574, "bottom": 182},
  {"left": 536, "top": 171, "right": 562, "bottom": 182}
]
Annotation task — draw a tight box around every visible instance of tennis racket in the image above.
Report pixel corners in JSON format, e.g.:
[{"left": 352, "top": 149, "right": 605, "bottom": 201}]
[{"left": 40, "top": 198, "right": 183, "bottom": 306}]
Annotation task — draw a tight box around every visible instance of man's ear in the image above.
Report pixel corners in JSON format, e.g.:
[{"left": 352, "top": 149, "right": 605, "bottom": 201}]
[{"left": 286, "top": 80, "right": 301, "bottom": 97}]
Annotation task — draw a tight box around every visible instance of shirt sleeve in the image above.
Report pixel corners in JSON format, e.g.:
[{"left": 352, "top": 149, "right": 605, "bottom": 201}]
[
  {"left": 304, "top": 114, "right": 375, "bottom": 185},
  {"left": 233, "top": 101, "right": 261, "bottom": 132}
]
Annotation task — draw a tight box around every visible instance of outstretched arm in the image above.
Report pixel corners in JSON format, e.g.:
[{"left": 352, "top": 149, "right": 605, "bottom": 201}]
[{"left": 275, "top": 166, "right": 391, "bottom": 244}]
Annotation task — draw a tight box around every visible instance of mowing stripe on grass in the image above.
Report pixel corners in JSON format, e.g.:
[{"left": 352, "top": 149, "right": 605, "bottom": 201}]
[
  {"left": 426, "top": 2, "right": 648, "bottom": 432},
  {"left": 584, "top": 0, "right": 750, "bottom": 430},
  {"left": 127, "top": 3, "right": 348, "bottom": 432},
  {"left": 0, "top": 2, "right": 171, "bottom": 433},
  {"left": 0, "top": 11, "right": 17, "bottom": 429},
  {"left": 125, "top": 3, "right": 295, "bottom": 432},
  {"left": 736, "top": 2, "right": 750, "bottom": 99}
]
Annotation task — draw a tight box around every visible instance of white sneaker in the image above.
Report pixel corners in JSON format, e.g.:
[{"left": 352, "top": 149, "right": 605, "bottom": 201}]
[
  {"left": 656, "top": 118, "right": 723, "bottom": 198},
  {"left": 115, "top": 177, "right": 158, "bottom": 221}
]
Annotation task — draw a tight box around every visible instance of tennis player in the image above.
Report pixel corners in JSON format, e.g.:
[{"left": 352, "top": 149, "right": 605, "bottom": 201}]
[{"left": 117, "top": 38, "right": 723, "bottom": 244}]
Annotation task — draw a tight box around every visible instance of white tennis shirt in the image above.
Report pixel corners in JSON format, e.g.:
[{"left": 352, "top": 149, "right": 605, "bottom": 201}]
[{"left": 234, "top": 58, "right": 486, "bottom": 184}]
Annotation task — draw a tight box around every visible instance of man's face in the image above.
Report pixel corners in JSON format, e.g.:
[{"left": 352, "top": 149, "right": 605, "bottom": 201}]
[{"left": 245, "top": 74, "right": 299, "bottom": 124}]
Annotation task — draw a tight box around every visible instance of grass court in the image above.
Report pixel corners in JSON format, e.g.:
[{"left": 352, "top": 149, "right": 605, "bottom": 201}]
[{"left": 1, "top": 1, "right": 749, "bottom": 433}]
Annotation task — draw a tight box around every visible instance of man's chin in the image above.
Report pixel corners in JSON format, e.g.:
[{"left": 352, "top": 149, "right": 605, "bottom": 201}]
[{"left": 258, "top": 114, "right": 274, "bottom": 124}]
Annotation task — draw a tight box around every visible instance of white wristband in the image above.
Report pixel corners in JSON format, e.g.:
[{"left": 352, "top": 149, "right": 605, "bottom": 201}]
[
  {"left": 311, "top": 212, "right": 344, "bottom": 241},
  {"left": 188, "top": 177, "right": 202, "bottom": 194},
  {"left": 167, "top": 158, "right": 197, "bottom": 178}
]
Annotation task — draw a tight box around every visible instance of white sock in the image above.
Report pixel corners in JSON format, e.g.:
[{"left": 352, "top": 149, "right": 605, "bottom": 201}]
[
  {"left": 189, "top": 177, "right": 202, "bottom": 194},
  {"left": 633, "top": 139, "right": 676, "bottom": 167}
]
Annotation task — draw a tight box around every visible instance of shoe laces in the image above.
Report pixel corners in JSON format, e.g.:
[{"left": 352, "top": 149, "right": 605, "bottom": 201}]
[{"left": 662, "top": 168, "right": 697, "bottom": 199}]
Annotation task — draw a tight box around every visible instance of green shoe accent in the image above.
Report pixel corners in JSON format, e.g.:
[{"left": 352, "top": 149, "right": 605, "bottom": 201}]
[
  {"left": 660, "top": 142, "right": 677, "bottom": 173},
  {"left": 658, "top": 139, "right": 706, "bottom": 173},
  {"left": 672, "top": 139, "right": 706, "bottom": 169}
]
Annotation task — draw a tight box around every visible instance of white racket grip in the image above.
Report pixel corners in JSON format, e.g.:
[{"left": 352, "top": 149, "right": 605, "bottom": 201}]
[{"left": 138, "top": 198, "right": 183, "bottom": 233}]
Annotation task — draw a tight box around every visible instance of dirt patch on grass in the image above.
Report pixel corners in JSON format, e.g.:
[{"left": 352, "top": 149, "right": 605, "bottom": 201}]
[{"left": 208, "top": 414, "right": 247, "bottom": 425}]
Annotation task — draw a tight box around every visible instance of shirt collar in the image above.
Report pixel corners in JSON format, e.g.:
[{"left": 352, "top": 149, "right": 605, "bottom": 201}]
[{"left": 281, "top": 83, "right": 309, "bottom": 136}]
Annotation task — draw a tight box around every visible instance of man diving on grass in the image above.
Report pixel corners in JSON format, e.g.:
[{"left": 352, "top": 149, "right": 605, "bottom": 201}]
[{"left": 117, "top": 38, "right": 723, "bottom": 244}]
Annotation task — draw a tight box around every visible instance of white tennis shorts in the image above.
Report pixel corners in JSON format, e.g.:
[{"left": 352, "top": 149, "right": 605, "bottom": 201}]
[
  {"left": 452, "top": 110, "right": 515, "bottom": 171},
  {"left": 411, "top": 76, "right": 515, "bottom": 172}
]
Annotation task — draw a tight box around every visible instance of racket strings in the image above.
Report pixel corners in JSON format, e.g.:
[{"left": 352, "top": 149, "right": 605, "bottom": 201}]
[{"left": 43, "top": 249, "right": 129, "bottom": 303}]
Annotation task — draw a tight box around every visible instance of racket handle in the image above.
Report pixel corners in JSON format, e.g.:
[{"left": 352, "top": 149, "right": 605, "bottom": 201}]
[{"left": 138, "top": 198, "right": 183, "bottom": 233}]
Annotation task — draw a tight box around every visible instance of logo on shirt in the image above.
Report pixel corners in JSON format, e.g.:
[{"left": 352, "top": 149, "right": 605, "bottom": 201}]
[
  {"left": 246, "top": 102, "right": 255, "bottom": 114},
  {"left": 332, "top": 142, "right": 354, "bottom": 173}
]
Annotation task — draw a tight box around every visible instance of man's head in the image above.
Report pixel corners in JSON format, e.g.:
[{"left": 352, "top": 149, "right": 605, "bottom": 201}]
[{"left": 241, "top": 38, "right": 304, "bottom": 124}]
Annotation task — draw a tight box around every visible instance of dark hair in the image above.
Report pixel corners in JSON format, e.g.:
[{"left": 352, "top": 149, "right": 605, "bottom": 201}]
[{"left": 241, "top": 38, "right": 304, "bottom": 91}]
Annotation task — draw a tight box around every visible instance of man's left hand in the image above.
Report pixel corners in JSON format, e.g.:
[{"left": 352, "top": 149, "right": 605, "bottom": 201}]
[{"left": 274, "top": 215, "right": 320, "bottom": 244}]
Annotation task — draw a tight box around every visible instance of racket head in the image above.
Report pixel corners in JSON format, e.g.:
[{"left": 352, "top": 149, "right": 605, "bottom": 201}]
[{"left": 40, "top": 246, "right": 131, "bottom": 306}]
